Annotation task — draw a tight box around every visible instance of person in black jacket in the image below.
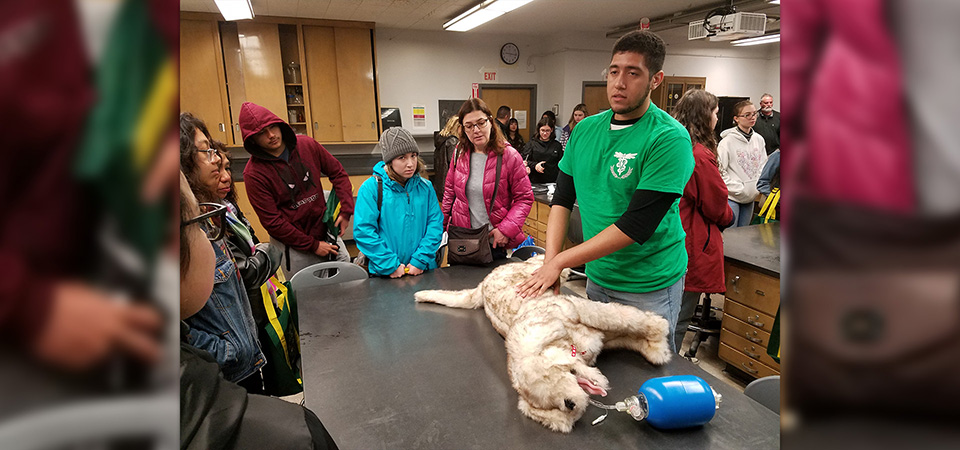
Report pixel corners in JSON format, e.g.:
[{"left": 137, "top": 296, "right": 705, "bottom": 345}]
[
  {"left": 180, "top": 171, "right": 338, "bottom": 450},
  {"left": 432, "top": 116, "right": 460, "bottom": 201},
  {"left": 212, "top": 144, "right": 290, "bottom": 395},
  {"left": 520, "top": 116, "right": 564, "bottom": 184},
  {"left": 505, "top": 118, "right": 525, "bottom": 151}
]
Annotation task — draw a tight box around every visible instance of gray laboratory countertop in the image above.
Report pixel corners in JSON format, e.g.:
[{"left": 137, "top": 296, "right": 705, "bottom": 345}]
[
  {"left": 297, "top": 261, "right": 780, "bottom": 449},
  {"left": 723, "top": 222, "right": 781, "bottom": 278}
]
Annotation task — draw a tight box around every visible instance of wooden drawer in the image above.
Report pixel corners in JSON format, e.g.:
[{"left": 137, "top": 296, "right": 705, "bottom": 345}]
[
  {"left": 719, "top": 343, "right": 779, "bottom": 378},
  {"left": 723, "top": 299, "right": 775, "bottom": 334},
  {"left": 527, "top": 201, "right": 538, "bottom": 219},
  {"left": 720, "top": 328, "right": 780, "bottom": 370},
  {"left": 536, "top": 229, "right": 546, "bottom": 244},
  {"left": 724, "top": 261, "right": 780, "bottom": 316},
  {"left": 536, "top": 201, "right": 551, "bottom": 223},
  {"left": 722, "top": 314, "right": 772, "bottom": 348}
]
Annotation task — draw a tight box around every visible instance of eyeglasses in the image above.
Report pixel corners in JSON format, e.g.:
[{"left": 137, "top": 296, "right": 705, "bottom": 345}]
[
  {"left": 182, "top": 202, "right": 227, "bottom": 241},
  {"left": 196, "top": 148, "right": 222, "bottom": 163},
  {"left": 737, "top": 112, "right": 759, "bottom": 119},
  {"left": 462, "top": 117, "right": 489, "bottom": 131}
]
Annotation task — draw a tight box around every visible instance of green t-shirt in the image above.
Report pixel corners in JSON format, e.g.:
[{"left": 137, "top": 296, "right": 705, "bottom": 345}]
[{"left": 558, "top": 105, "right": 694, "bottom": 293}]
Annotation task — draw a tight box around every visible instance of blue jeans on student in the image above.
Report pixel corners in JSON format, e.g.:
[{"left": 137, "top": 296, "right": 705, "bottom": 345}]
[
  {"left": 585, "top": 275, "right": 685, "bottom": 353},
  {"left": 728, "top": 199, "right": 754, "bottom": 228}
]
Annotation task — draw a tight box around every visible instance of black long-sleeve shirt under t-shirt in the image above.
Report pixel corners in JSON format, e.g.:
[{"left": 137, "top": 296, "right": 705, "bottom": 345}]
[{"left": 551, "top": 171, "right": 679, "bottom": 245}]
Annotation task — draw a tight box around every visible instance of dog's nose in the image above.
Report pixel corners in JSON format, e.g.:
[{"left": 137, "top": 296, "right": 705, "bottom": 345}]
[{"left": 564, "top": 399, "right": 576, "bottom": 410}]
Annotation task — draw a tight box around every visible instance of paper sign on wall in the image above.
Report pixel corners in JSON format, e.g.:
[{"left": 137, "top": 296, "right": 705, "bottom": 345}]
[
  {"left": 412, "top": 105, "right": 426, "bottom": 128},
  {"left": 514, "top": 110, "right": 527, "bottom": 129}
]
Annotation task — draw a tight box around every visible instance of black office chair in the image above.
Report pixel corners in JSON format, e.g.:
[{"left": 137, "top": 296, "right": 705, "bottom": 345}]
[{"left": 685, "top": 294, "right": 722, "bottom": 358}]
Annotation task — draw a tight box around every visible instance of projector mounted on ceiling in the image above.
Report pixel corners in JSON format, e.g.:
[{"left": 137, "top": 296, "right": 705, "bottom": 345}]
[{"left": 688, "top": 10, "right": 766, "bottom": 41}]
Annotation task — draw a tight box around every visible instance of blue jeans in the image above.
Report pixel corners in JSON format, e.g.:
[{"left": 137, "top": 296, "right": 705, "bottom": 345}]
[
  {"left": 728, "top": 199, "right": 754, "bottom": 228},
  {"left": 586, "top": 276, "right": 685, "bottom": 353}
]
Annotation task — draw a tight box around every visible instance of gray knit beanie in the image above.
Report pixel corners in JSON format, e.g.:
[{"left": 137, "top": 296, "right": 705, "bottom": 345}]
[{"left": 376, "top": 127, "right": 419, "bottom": 163}]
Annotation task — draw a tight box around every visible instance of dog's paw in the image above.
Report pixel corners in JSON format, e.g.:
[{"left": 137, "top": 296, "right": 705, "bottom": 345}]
[{"left": 641, "top": 338, "right": 672, "bottom": 365}]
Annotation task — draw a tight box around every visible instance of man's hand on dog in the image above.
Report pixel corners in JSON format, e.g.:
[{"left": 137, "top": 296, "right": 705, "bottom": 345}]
[{"left": 515, "top": 259, "right": 562, "bottom": 298}]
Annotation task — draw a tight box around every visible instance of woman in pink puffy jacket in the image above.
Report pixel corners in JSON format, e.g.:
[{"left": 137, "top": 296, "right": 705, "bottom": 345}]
[{"left": 441, "top": 98, "right": 534, "bottom": 262}]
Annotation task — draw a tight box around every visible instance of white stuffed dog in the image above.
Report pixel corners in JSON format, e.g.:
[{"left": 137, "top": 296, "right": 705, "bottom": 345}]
[{"left": 414, "top": 257, "right": 671, "bottom": 432}]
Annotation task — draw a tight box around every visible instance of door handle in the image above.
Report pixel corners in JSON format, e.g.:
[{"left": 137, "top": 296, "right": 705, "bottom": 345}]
[
  {"left": 314, "top": 122, "right": 319, "bottom": 130},
  {"left": 740, "top": 362, "right": 759, "bottom": 374},
  {"left": 743, "top": 346, "right": 761, "bottom": 359},
  {"left": 745, "top": 332, "right": 763, "bottom": 343},
  {"left": 731, "top": 275, "right": 740, "bottom": 293},
  {"left": 219, "top": 123, "right": 225, "bottom": 132}
]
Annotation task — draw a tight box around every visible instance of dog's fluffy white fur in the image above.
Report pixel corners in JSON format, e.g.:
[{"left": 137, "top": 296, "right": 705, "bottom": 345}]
[{"left": 414, "top": 257, "right": 671, "bottom": 433}]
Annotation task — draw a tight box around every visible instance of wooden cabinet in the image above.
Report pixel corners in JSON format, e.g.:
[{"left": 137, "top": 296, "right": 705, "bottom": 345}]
[
  {"left": 219, "top": 22, "right": 288, "bottom": 144},
  {"left": 179, "top": 12, "right": 381, "bottom": 145},
  {"left": 180, "top": 19, "right": 231, "bottom": 143},
  {"left": 303, "top": 26, "right": 379, "bottom": 142},
  {"left": 651, "top": 76, "right": 706, "bottom": 115},
  {"left": 719, "top": 260, "right": 781, "bottom": 378},
  {"left": 523, "top": 200, "right": 575, "bottom": 250}
]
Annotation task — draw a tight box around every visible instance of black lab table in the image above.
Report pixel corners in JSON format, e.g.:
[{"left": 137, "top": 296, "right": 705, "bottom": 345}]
[{"left": 297, "top": 262, "right": 779, "bottom": 449}]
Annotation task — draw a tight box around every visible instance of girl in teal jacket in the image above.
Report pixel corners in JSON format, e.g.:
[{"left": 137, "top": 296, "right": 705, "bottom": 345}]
[{"left": 354, "top": 128, "right": 444, "bottom": 277}]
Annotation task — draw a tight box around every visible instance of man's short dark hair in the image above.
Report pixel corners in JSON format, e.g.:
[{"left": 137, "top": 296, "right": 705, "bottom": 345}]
[
  {"left": 612, "top": 30, "right": 666, "bottom": 76},
  {"left": 497, "top": 105, "right": 511, "bottom": 119}
]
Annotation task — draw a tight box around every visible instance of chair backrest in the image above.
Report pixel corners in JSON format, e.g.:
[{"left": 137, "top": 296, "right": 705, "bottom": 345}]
[
  {"left": 511, "top": 245, "right": 546, "bottom": 261},
  {"left": 290, "top": 261, "right": 368, "bottom": 292},
  {"left": 743, "top": 375, "right": 780, "bottom": 414}
]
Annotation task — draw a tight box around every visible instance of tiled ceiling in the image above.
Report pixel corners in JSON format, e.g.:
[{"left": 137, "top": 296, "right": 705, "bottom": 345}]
[{"left": 180, "top": 0, "right": 780, "bottom": 41}]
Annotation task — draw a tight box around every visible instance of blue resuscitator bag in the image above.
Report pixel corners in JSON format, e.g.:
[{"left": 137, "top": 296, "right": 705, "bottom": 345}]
[{"left": 593, "top": 375, "right": 722, "bottom": 429}]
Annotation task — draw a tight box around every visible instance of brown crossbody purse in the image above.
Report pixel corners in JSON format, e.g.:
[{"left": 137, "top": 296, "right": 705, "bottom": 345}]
[{"left": 444, "top": 152, "right": 502, "bottom": 265}]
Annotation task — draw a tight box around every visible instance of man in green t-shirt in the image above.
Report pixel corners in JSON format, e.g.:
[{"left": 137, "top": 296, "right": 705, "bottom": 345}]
[{"left": 517, "top": 30, "right": 694, "bottom": 352}]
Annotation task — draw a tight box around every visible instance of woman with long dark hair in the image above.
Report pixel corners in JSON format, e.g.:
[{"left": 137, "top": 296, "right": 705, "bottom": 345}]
[
  {"left": 521, "top": 116, "right": 563, "bottom": 184},
  {"left": 441, "top": 98, "right": 534, "bottom": 261},
  {"left": 505, "top": 117, "right": 525, "bottom": 151},
  {"left": 671, "top": 90, "right": 735, "bottom": 353}
]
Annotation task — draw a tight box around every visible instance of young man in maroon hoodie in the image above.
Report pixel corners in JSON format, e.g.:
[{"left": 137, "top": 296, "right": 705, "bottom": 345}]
[{"left": 239, "top": 102, "right": 355, "bottom": 277}]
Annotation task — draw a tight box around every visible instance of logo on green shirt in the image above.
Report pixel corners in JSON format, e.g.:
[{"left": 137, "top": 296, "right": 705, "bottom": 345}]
[{"left": 610, "top": 152, "right": 638, "bottom": 179}]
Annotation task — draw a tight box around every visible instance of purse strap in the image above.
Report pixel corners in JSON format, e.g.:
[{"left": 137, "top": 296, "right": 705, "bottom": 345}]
[{"left": 444, "top": 150, "right": 503, "bottom": 230}]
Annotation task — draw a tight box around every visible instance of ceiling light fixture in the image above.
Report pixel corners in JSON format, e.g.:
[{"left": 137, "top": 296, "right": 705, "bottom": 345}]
[
  {"left": 731, "top": 33, "right": 780, "bottom": 46},
  {"left": 215, "top": 0, "right": 255, "bottom": 21},
  {"left": 443, "top": 0, "right": 534, "bottom": 32}
]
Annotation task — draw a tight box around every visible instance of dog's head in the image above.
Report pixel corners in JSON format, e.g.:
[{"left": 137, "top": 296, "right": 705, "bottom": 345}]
[{"left": 510, "top": 346, "right": 610, "bottom": 433}]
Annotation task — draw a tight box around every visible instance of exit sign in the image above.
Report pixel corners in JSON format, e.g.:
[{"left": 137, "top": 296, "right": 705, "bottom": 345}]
[{"left": 483, "top": 71, "right": 496, "bottom": 81}]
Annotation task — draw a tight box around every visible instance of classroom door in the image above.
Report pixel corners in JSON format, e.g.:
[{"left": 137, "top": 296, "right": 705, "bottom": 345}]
[
  {"left": 479, "top": 85, "right": 535, "bottom": 140},
  {"left": 582, "top": 83, "right": 610, "bottom": 118}
]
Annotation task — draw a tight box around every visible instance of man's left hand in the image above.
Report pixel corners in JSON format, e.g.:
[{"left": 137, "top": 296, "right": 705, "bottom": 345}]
[
  {"left": 334, "top": 214, "right": 351, "bottom": 236},
  {"left": 515, "top": 259, "right": 562, "bottom": 298}
]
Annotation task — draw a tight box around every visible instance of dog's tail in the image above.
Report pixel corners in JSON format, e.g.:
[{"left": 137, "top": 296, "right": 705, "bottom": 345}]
[{"left": 414, "top": 287, "right": 484, "bottom": 309}]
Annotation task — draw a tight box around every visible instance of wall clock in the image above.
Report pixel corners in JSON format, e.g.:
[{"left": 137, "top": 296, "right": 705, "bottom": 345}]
[{"left": 500, "top": 42, "right": 519, "bottom": 65}]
